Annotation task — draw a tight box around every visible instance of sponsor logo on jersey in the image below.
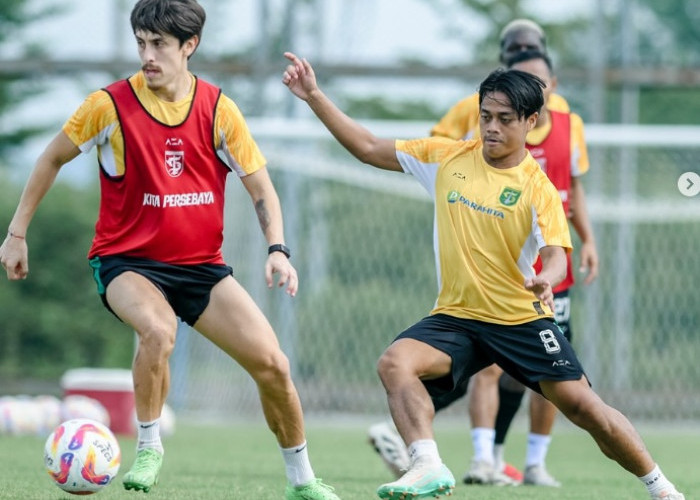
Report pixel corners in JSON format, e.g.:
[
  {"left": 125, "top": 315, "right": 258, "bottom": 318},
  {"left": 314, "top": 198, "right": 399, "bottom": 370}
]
[
  {"left": 499, "top": 187, "right": 521, "bottom": 207},
  {"left": 143, "top": 191, "right": 215, "bottom": 208},
  {"left": 447, "top": 190, "right": 505, "bottom": 219}
]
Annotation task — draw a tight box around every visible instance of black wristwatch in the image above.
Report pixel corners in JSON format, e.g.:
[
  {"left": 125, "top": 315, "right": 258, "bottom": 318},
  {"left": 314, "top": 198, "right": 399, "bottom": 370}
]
[{"left": 268, "top": 243, "right": 291, "bottom": 259}]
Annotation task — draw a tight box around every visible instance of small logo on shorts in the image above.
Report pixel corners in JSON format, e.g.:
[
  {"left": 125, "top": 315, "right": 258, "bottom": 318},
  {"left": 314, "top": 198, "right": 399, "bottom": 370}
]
[{"left": 552, "top": 359, "right": 571, "bottom": 367}]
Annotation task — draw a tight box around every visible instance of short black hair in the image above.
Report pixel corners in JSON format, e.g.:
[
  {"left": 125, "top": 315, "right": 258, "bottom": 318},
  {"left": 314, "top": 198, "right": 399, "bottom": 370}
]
[
  {"left": 478, "top": 68, "right": 545, "bottom": 119},
  {"left": 131, "top": 0, "right": 206, "bottom": 49},
  {"left": 506, "top": 49, "right": 553, "bottom": 73}
]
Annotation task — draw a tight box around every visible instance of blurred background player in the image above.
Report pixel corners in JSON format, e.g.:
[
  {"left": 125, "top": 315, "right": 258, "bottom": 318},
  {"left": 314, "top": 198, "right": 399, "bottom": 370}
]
[{"left": 369, "top": 19, "right": 599, "bottom": 488}]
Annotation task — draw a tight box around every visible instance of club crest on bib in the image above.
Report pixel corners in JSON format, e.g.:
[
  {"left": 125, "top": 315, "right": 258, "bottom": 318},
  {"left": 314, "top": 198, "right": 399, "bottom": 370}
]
[
  {"left": 499, "top": 187, "right": 521, "bottom": 207},
  {"left": 165, "top": 137, "right": 184, "bottom": 177}
]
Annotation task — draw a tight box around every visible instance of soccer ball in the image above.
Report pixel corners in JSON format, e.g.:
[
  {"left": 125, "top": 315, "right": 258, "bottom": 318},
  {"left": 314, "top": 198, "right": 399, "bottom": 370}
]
[
  {"left": 44, "top": 418, "right": 121, "bottom": 495},
  {"left": 61, "top": 395, "right": 110, "bottom": 427}
]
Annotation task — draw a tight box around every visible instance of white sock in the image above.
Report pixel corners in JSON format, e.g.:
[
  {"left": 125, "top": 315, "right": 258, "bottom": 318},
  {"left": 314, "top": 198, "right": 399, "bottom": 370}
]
[
  {"left": 280, "top": 442, "right": 315, "bottom": 487},
  {"left": 471, "top": 427, "right": 495, "bottom": 464},
  {"left": 493, "top": 444, "right": 505, "bottom": 471},
  {"left": 407, "top": 439, "right": 441, "bottom": 465},
  {"left": 639, "top": 464, "right": 678, "bottom": 496},
  {"left": 525, "top": 432, "right": 551, "bottom": 467},
  {"left": 136, "top": 419, "right": 163, "bottom": 454}
]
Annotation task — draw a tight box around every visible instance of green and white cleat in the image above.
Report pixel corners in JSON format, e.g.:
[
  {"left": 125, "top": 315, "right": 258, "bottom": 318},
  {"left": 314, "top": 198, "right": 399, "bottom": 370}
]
[
  {"left": 122, "top": 448, "right": 163, "bottom": 493},
  {"left": 377, "top": 459, "right": 455, "bottom": 499},
  {"left": 285, "top": 478, "right": 341, "bottom": 500}
]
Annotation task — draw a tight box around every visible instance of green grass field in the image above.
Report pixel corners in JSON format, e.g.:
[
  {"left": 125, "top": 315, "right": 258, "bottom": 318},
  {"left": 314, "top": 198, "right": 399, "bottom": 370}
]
[{"left": 0, "top": 419, "right": 696, "bottom": 499}]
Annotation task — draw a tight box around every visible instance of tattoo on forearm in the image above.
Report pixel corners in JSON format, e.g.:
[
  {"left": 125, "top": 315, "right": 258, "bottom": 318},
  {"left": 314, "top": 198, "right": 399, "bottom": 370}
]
[{"left": 255, "top": 199, "right": 271, "bottom": 232}]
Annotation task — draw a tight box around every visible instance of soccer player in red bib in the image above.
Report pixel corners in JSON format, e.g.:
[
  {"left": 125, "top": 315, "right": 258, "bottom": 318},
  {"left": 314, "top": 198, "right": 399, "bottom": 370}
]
[
  {"left": 282, "top": 51, "right": 684, "bottom": 500},
  {"left": 0, "top": 1, "right": 340, "bottom": 499}
]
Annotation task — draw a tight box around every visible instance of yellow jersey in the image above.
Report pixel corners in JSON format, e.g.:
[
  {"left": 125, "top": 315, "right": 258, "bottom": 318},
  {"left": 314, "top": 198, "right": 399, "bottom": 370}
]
[{"left": 396, "top": 138, "right": 572, "bottom": 325}]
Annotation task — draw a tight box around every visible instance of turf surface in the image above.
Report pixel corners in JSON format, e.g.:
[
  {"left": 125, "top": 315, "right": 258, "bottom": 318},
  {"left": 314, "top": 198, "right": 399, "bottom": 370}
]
[{"left": 1, "top": 419, "right": 696, "bottom": 499}]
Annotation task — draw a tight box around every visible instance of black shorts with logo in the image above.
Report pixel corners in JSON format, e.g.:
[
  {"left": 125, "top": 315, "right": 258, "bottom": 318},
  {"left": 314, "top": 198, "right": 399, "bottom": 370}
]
[
  {"left": 89, "top": 255, "right": 233, "bottom": 326},
  {"left": 395, "top": 313, "right": 586, "bottom": 411}
]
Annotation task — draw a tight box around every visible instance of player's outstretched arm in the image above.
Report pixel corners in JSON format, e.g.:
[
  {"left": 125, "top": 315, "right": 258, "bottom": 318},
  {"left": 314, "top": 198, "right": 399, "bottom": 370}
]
[
  {"left": 282, "top": 51, "right": 401, "bottom": 172},
  {"left": 0, "top": 131, "right": 79, "bottom": 281}
]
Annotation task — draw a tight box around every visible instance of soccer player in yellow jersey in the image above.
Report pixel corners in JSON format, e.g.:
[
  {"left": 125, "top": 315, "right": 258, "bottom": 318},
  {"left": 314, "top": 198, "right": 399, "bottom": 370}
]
[
  {"left": 427, "top": 20, "right": 600, "bottom": 488},
  {"left": 282, "top": 51, "right": 685, "bottom": 500},
  {"left": 369, "top": 19, "right": 588, "bottom": 487},
  {"left": 0, "top": 1, "right": 340, "bottom": 499},
  {"left": 429, "top": 50, "right": 600, "bottom": 488}
]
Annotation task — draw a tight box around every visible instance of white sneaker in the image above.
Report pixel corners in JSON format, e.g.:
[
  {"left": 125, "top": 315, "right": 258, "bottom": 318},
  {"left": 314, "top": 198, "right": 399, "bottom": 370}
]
[
  {"left": 368, "top": 422, "right": 410, "bottom": 479},
  {"left": 523, "top": 464, "right": 561, "bottom": 487},
  {"left": 650, "top": 491, "right": 685, "bottom": 500},
  {"left": 377, "top": 457, "right": 455, "bottom": 499},
  {"left": 463, "top": 459, "right": 519, "bottom": 486}
]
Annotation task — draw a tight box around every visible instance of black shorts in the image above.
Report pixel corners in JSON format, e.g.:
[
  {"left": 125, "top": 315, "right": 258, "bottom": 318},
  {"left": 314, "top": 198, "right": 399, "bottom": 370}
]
[
  {"left": 89, "top": 255, "right": 233, "bottom": 326},
  {"left": 553, "top": 289, "right": 572, "bottom": 341},
  {"left": 395, "top": 313, "right": 586, "bottom": 411}
]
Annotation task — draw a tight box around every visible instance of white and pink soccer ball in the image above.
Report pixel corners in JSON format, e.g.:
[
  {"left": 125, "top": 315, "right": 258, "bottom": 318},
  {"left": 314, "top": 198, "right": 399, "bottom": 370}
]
[
  {"left": 61, "top": 395, "right": 110, "bottom": 427},
  {"left": 44, "top": 418, "right": 121, "bottom": 495}
]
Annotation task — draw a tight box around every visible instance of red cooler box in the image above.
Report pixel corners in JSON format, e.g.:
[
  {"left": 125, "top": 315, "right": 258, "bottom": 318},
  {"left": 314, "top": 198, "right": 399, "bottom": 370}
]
[{"left": 61, "top": 368, "right": 135, "bottom": 435}]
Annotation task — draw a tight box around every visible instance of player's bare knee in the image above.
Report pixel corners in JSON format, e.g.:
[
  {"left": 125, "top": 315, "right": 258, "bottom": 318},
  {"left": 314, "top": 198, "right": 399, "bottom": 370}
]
[
  {"left": 251, "top": 349, "right": 292, "bottom": 387},
  {"left": 559, "top": 395, "right": 609, "bottom": 432},
  {"left": 376, "top": 350, "right": 403, "bottom": 386},
  {"left": 475, "top": 364, "right": 502, "bottom": 384},
  {"left": 137, "top": 323, "right": 176, "bottom": 360}
]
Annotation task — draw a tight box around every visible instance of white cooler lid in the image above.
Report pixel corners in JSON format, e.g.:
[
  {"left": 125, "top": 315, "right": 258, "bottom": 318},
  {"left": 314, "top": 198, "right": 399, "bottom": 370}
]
[{"left": 61, "top": 368, "right": 134, "bottom": 391}]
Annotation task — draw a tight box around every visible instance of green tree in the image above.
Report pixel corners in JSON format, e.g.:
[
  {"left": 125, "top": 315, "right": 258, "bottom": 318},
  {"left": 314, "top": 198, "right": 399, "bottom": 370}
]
[
  {"left": 417, "top": 0, "right": 589, "bottom": 66},
  {"left": 0, "top": 0, "right": 62, "bottom": 157},
  {"left": 418, "top": 0, "right": 700, "bottom": 125},
  {"left": 634, "top": 0, "right": 700, "bottom": 66},
  {"left": 0, "top": 177, "right": 134, "bottom": 384}
]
